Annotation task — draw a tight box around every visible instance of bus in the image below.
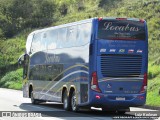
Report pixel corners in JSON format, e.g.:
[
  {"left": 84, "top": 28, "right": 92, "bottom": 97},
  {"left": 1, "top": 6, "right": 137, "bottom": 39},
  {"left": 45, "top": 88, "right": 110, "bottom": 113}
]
[{"left": 18, "top": 17, "right": 148, "bottom": 113}]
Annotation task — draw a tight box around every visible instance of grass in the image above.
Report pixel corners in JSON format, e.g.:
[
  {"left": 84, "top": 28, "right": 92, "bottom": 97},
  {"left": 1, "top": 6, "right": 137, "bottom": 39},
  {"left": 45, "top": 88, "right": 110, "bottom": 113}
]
[
  {"left": 148, "top": 64, "right": 160, "bottom": 79},
  {"left": 146, "top": 75, "right": 160, "bottom": 106}
]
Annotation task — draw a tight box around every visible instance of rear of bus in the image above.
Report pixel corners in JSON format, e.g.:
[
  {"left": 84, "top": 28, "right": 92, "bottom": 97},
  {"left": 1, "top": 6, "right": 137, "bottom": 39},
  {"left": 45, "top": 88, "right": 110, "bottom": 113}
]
[{"left": 89, "top": 17, "right": 148, "bottom": 111}]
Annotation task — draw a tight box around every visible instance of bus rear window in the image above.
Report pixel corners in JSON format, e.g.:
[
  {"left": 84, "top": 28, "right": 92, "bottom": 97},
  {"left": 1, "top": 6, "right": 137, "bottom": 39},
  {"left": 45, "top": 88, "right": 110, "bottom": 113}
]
[{"left": 97, "top": 20, "right": 145, "bottom": 40}]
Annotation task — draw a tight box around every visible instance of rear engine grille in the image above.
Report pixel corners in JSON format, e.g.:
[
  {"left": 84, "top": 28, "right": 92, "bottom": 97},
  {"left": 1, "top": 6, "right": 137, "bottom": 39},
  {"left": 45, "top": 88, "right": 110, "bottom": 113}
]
[{"left": 101, "top": 54, "right": 142, "bottom": 77}]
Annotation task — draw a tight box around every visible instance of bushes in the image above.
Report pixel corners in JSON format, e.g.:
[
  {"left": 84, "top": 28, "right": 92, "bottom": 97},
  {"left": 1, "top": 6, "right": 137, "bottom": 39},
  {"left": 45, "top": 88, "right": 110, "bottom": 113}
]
[
  {"left": 146, "top": 74, "right": 160, "bottom": 106},
  {"left": 148, "top": 64, "right": 160, "bottom": 79},
  {"left": 0, "top": 69, "right": 23, "bottom": 90},
  {"left": 0, "top": 0, "right": 56, "bottom": 38},
  {"left": 0, "top": 37, "right": 25, "bottom": 68}
]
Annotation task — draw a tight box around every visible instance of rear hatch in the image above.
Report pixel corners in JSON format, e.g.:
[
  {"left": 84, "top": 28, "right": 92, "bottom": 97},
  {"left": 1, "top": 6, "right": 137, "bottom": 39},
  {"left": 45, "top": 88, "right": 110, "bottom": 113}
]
[{"left": 96, "top": 18, "right": 147, "bottom": 94}]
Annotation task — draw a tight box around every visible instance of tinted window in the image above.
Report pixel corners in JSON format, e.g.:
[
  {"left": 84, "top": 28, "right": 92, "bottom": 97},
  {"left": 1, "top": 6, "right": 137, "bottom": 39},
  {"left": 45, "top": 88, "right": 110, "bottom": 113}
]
[
  {"left": 31, "top": 32, "right": 47, "bottom": 53},
  {"left": 98, "top": 20, "right": 145, "bottom": 40},
  {"left": 29, "top": 64, "right": 63, "bottom": 81},
  {"left": 57, "top": 28, "right": 67, "bottom": 48},
  {"left": 66, "top": 26, "right": 77, "bottom": 47},
  {"left": 47, "top": 30, "right": 57, "bottom": 50},
  {"left": 41, "top": 32, "right": 47, "bottom": 50},
  {"left": 26, "top": 34, "right": 33, "bottom": 54},
  {"left": 31, "top": 33, "right": 41, "bottom": 53}
]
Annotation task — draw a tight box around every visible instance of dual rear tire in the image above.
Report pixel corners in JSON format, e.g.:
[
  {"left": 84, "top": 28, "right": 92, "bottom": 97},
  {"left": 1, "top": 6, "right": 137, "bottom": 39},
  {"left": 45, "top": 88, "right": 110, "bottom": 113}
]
[{"left": 63, "top": 90, "right": 79, "bottom": 112}]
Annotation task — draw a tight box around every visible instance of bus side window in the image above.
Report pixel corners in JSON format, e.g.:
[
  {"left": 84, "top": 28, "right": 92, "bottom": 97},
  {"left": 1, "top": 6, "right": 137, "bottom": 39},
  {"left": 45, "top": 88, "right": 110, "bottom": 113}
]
[
  {"left": 77, "top": 24, "right": 82, "bottom": 46},
  {"left": 67, "top": 26, "right": 77, "bottom": 47},
  {"left": 23, "top": 54, "right": 29, "bottom": 79},
  {"left": 41, "top": 32, "right": 47, "bottom": 51},
  {"left": 57, "top": 28, "right": 67, "bottom": 48},
  {"left": 47, "top": 30, "right": 57, "bottom": 50},
  {"left": 26, "top": 34, "right": 33, "bottom": 54},
  {"left": 77, "top": 23, "right": 91, "bottom": 46},
  {"left": 83, "top": 23, "right": 91, "bottom": 45},
  {"left": 31, "top": 33, "right": 42, "bottom": 53}
]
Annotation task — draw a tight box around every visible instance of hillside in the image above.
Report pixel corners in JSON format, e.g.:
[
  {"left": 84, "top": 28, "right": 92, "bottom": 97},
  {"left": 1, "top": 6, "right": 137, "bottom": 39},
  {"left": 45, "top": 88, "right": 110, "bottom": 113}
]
[{"left": 0, "top": 0, "right": 160, "bottom": 106}]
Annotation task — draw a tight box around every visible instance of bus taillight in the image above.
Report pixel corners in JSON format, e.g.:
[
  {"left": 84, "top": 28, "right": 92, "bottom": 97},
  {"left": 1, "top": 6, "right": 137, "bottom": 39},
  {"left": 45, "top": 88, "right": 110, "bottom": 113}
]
[
  {"left": 91, "top": 72, "right": 101, "bottom": 93},
  {"left": 98, "top": 17, "right": 103, "bottom": 21},
  {"left": 140, "top": 73, "right": 147, "bottom": 93},
  {"left": 139, "top": 19, "right": 145, "bottom": 23}
]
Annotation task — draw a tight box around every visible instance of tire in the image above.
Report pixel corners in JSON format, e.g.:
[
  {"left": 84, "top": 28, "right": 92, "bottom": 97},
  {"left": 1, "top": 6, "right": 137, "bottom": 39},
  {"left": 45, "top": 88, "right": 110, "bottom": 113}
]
[
  {"left": 117, "top": 108, "right": 129, "bottom": 114},
  {"left": 102, "top": 107, "right": 107, "bottom": 112},
  {"left": 102, "top": 107, "right": 116, "bottom": 114},
  {"left": 71, "top": 91, "right": 79, "bottom": 112},
  {"left": 31, "top": 91, "right": 39, "bottom": 104},
  {"left": 117, "top": 111, "right": 126, "bottom": 114},
  {"left": 63, "top": 90, "right": 71, "bottom": 111}
]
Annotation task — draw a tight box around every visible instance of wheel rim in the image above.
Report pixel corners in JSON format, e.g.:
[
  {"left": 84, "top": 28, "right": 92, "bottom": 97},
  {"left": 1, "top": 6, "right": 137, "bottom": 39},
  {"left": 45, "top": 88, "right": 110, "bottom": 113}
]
[
  {"left": 64, "top": 97, "right": 68, "bottom": 109},
  {"left": 71, "top": 93, "right": 76, "bottom": 111},
  {"left": 31, "top": 92, "right": 34, "bottom": 103}
]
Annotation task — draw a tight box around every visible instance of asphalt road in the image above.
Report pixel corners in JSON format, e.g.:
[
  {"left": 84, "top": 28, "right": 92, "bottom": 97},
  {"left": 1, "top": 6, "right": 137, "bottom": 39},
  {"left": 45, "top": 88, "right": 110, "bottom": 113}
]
[{"left": 0, "top": 88, "right": 159, "bottom": 120}]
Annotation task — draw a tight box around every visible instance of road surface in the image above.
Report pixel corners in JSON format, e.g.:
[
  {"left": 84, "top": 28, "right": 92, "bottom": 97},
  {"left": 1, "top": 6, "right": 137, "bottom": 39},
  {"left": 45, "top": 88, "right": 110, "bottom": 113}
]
[{"left": 0, "top": 88, "right": 159, "bottom": 120}]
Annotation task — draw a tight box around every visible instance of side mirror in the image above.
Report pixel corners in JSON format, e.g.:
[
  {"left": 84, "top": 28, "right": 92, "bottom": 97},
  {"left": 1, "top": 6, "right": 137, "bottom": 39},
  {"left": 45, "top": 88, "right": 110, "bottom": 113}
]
[{"left": 18, "top": 54, "right": 25, "bottom": 66}]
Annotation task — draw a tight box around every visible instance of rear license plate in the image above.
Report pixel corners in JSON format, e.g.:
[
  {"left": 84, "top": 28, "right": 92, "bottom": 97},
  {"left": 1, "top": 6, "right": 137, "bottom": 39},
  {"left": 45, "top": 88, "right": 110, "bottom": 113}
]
[{"left": 116, "top": 97, "right": 125, "bottom": 101}]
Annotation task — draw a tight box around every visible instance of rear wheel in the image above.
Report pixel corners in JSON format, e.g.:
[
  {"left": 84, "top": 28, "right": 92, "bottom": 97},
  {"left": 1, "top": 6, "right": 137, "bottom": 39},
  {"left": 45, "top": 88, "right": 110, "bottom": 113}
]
[
  {"left": 63, "top": 90, "right": 71, "bottom": 110},
  {"left": 102, "top": 107, "right": 116, "bottom": 114},
  {"left": 71, "top": 91, "right": 79, "bottom": 112},
  {"left": 117, "top": 108, "right": 129, "bottom": 114},
  {"left": 117, "top": 111, "right": 126, "bottom": 114},
  {"left": 102, "top": 107, "right": 107, "bottom": 111}
]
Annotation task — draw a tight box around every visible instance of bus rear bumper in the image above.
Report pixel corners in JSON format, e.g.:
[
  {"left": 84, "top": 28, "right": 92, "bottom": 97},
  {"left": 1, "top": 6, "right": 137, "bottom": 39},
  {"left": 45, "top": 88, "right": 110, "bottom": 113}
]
[{"left": 88, "top": 92, "right": 146, "bottom": 109}]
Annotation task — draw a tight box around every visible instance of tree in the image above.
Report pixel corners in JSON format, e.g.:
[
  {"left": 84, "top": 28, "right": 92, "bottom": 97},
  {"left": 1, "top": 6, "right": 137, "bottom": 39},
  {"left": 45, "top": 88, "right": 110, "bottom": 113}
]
[
  {"left": 31, "top": 0, "right": 56, "bottom": 27},
  {"left": 0, "top": 0, "right": 57, "bottom": 38}
]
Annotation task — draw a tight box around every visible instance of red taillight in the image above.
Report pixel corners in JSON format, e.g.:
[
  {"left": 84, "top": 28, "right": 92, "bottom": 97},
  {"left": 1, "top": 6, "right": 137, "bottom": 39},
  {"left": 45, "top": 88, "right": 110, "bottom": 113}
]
[
  {"left": 91, "top": 72, "right": 101, "bottom": 93},
  {"left": 140, "top": 73, "right": 147, "bottom": 93},
  {"left": 140, "top": 19, "right": 145, "bottom": 23},
  {"left": 95, "top": 95, "right": 101, "bottom": 99},
  {"left": 98, "top": 17, "right": 103, "bottom": 21}
]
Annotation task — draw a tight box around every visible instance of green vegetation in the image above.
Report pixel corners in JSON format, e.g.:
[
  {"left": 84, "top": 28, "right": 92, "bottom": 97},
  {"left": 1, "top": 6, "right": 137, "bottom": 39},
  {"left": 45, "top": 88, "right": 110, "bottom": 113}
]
[
  {"left": 147, "top": 74, "right": 160, "bottom": 106},
  {"left": 0, "top": 0, "right": 160, "bottom": 106},
  {"left": 0, "top": 69, "right": 22, "bottom": 90}
]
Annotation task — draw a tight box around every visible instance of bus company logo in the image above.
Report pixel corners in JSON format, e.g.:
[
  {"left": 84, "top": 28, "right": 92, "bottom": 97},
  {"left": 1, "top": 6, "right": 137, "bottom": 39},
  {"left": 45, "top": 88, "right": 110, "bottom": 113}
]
[
  {"left": 119, "top": 49, "right": 125, "bottom": 53},
  {"left": 109, "top": 49, "right": 116, "bottom": 52},
  {"left": 103, "top": 22, "right": 140, "bottom": 32},
  {"left": 128, "top": 49, "right": 134, "bottom": 53},
  {"left": 45, "top": 54, "right": 60, "bottom": 63},
  {"left": 137, "top": 49, "right": 143, "bottom": 53}
]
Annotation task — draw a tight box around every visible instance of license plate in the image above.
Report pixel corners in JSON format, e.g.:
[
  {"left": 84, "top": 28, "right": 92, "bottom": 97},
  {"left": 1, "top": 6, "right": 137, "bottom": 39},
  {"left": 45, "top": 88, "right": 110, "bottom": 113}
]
[{"left": 116, "top": 97, "right": 125, "bottom": 101}]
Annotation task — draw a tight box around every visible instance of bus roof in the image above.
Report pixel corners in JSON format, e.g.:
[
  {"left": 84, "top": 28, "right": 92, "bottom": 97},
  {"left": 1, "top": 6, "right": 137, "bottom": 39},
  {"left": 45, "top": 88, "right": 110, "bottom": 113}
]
[
  {"left": 30, "top": 18, "right": 94, "bottom": 35},
  {"left": 29, "top": 17, "right": 145, "bottom": 35}
]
